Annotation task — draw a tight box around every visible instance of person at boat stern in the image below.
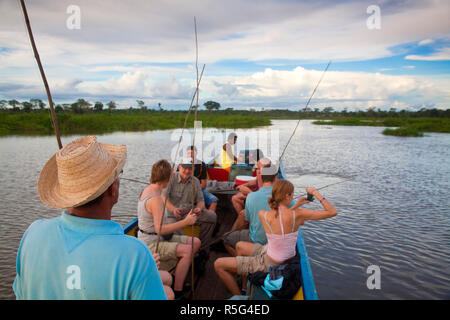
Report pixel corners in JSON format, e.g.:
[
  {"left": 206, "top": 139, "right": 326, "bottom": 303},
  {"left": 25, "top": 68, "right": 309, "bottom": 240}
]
[
  {"left": 215, "top": 179, "right": 337, "bottom": 297},
  {"left": 215, "top": 132, "right": 238, "bottom": 171},
  {"left": 13, "top": 136, "right": 167, "bottom": 300},
  {"left": 137, "top": 159, "right": 201, "bottom": 300}
]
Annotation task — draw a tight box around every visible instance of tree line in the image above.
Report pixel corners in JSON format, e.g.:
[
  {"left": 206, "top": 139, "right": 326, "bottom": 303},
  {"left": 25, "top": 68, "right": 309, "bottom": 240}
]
[
  {"left": 0, "top": 98, "right": 448, "bottom": 118},
  {"left": 0, "top": 99, "right": 221, "bottom": 114}
]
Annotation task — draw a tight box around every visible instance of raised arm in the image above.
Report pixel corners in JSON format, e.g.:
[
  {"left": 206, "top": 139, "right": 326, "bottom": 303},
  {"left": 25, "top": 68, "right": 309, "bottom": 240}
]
[{"left": 295, "top": 187, "right": 337, "bottom": 221}]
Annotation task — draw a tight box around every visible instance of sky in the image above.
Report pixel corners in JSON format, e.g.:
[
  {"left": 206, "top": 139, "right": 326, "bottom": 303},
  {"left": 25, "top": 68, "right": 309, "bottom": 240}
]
[{"left": 0, "top": 0, "right": 449, "bottom": 111}]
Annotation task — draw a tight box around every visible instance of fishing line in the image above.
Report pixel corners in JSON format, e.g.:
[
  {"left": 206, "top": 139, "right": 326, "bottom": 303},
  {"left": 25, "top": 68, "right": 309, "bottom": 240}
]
[{"left": 279, "top": 61, "right": 331, "bottom": 162}]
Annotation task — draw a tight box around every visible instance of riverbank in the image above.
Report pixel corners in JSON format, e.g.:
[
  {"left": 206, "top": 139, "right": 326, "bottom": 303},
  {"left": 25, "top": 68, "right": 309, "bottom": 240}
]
[
  {"left": 0, "top": 110, "right": 272, "bottom": 136},
  {"left": 313, "top": 118, "right": 450, "bottom": 137},
  {"left": 1, "top": 110, "right": 449, "bottom": 137}
]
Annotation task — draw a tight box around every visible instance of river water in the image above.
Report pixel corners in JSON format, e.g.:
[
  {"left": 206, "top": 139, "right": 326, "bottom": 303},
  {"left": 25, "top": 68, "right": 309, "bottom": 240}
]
[{"left": 0, "top": 120, "right": 449, "bottom": 299}]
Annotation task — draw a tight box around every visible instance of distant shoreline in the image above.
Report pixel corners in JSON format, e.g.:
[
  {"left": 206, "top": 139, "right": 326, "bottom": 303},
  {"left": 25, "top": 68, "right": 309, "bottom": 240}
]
[
  {"left": 313, "top": 118, "right": 450, "bottom": 137},
  {"left": 0, "top": 109, "right": 449, "bottom": 137}
]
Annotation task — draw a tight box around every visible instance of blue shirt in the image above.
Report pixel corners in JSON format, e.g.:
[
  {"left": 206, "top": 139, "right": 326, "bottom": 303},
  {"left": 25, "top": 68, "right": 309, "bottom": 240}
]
[
  {"left": 245, "top": 186, "right": 295, "bottom": 245},
  {"left": 13, "top": 211, "right": 166, "bottom": 300}
]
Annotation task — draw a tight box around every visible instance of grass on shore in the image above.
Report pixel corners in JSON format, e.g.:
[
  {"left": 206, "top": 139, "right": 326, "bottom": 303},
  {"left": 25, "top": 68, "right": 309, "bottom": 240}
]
[
  {"left": 313, "top": 118, "right": 450, "bottom": 137},
  {"left": 0, "top": 111, "right": 272, "bottom": 136},
  {"left": 1, "top": 110, "right": 449, "bottom": 137}
]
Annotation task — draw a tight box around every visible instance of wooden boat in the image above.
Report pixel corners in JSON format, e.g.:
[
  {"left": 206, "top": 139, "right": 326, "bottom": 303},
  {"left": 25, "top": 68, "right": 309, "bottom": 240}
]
[{"left": 123, "top": 154, "right": 318, "bottom": 300}]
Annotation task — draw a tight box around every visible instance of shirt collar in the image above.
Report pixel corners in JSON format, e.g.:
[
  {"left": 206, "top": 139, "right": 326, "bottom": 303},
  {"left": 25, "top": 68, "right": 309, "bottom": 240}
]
[
  {"left": 60, "top": 210, "right": 124, "bottom": 235},
  {"left": 176, "top": 172, "right": 192, "bottom": 184}
]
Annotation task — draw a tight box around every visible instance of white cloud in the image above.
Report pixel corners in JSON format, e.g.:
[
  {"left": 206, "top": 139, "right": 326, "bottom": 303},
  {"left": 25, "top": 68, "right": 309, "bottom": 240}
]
[
  {"left": 418, "top": 38, "right": 434, "bottom": 46},
  {"left": 405, "top": 47, "right": 450, "bottom": 61},
  {"left": 1, "top": 0, "right": 449, "bottom": 110},
  {"left": 205, "top": 66, "right": 450, "bottom": 110}
]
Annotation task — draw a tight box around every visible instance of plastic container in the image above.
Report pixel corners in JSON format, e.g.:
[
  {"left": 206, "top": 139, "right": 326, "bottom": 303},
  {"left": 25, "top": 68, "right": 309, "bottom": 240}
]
[{"left": 235, "top": 175, "right": 256, "bottom": 187}]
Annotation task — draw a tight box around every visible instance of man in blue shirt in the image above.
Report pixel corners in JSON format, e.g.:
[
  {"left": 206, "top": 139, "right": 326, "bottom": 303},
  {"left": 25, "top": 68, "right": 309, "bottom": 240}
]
[{"left": 13, "top": 136, "right": 167, "bottom": 300}]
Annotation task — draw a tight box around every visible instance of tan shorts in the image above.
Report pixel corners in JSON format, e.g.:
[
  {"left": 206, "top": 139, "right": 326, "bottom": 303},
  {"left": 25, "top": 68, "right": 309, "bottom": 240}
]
[
  {"left": 236, "top": 244, "right": 277, "bottom": 276},
  {"left": 148, "top": 235, "right": 189, "bottom": 272}
]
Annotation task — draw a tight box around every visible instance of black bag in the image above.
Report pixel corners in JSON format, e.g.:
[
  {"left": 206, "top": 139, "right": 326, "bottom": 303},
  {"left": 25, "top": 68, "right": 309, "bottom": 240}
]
[{"left": 248, "top": 251, "right": 302, "bottom": 299}]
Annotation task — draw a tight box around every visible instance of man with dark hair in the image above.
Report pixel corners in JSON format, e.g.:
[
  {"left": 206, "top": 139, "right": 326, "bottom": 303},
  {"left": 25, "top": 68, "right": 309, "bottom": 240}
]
[
  {"left": 186, "top": 145, "right": 218, "bottom": 212},
  {"left": 13, "top": 136, "right": 166, "bottom": 300},
  {"left": 223, "top": 161, "right": 308, "bottom": 256}
]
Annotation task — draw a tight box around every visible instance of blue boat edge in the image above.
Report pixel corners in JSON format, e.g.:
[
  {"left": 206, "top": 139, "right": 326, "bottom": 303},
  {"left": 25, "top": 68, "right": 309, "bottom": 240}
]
[{"left": 279, "top": 161, "right": 318, "bottom": 300}]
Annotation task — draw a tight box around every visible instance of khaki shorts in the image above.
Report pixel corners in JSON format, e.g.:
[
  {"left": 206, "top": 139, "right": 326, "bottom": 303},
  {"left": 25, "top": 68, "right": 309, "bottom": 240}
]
[
  {"left": 148, "top": 235, "right": 189, "bottom": 272},
  {"left": 236, "top": 244, "right": 276, "bottom": 276}
]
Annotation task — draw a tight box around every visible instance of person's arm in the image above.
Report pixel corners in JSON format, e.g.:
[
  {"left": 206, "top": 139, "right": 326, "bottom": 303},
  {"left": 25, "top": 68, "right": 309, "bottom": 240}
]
[
  {"left": 147, "top": 197, "right": 196, "bottom": 234},
  {"left": 223, "top": 143, "right": 238, "bottom": 162},
  {"left": 295, "top": 187, "right": 337, "bottom": 221},
  {"left": 199, "top": 163, "right": 207, "bottom": 189}
]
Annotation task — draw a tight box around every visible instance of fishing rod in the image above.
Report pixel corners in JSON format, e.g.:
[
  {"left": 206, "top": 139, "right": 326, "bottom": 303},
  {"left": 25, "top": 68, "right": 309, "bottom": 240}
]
[
  {"left": 295, "top": 177, "right": 354, "bottom": 201},
  {"left": 278, "top": 61, "right": 331, "bottom": 162},
  {"left": 20, "top": 0, "right": 62, "bottom": 149},
  {"left": 189, "top": 16, "right": 200, "bottom": 300}
]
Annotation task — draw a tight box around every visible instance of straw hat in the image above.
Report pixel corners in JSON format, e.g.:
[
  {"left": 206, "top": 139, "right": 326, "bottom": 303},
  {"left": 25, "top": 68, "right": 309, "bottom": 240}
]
[{"left": 38, "top": 136, "right": 127, "bottom": 209}]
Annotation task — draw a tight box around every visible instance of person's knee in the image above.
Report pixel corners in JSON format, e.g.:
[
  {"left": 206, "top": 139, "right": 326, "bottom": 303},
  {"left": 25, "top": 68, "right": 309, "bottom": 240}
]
[
  {"left": 194, "top": 237, "right": 201, "bottom": 251},
  {"left": 202, "top": 209, "right": 217, "bottom": 223},
  {"left": 177, "top": 244, "right": 193, "bottom": 258},
  {"left": 164, "top": 286, "right": 175, "bottom": 300},
  {"left": 235, "top": 241, "right": 245, "bottom": 255},
  {"left": 160, "top": 271, "right": 173, "bottom": 286},
  {"left": 214, "top": 258, "right": 224, "bottom": 272}
]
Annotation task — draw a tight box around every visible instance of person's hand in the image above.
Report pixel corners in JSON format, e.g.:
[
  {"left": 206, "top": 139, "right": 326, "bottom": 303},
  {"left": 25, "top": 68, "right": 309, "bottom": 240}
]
[
  {"left": 297, "top": 196, "right": 310, "bottom": 204},
  {"left": 306, "top": 187, "right": 318, "bottom": 195},
  {"left": 173, "top": 207, "right": 185, "bottom": 219},
  {"left": 193, "top": 207, "right": 202, "bottom": 215},
  {"left": 183, "top": 210, "right": 198, "bottom": 226},
  {"left": 236, "top": 184, "right": 242, "bottom": 191},
  {"left": 152, "top": 253, "right": 160, "bottom": 269}
]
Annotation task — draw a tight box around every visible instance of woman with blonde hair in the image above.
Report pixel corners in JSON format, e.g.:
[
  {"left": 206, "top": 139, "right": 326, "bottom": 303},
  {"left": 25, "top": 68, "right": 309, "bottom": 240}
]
[
  {"left": 215, "top": 179, "right": 337, "bottom": 296},
  {"left": 137, "top": 159, "right": 201, "bottom": 300}
]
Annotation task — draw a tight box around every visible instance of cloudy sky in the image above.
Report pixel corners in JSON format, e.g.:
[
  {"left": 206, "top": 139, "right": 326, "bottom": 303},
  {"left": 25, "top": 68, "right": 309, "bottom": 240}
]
[{"left": 0, "top": 0, "right": 449, "bottom": 111}]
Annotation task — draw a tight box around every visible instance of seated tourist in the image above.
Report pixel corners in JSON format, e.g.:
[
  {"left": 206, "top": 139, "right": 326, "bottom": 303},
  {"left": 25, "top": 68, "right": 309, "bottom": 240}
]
[
  {"left": 186, "top": 145, "right": 218, "bottom": 212},
  {"left": 137, "top": 159, "right": 201, "bottom": 300},
  {"left": 163, "top": 157, "right": 217, "bottom": 252},
  {"left": 214, "top": 179, "right": 338, "bottom": 296},
  {"left": 231, "top": 157, "right": 271, "bottom": 230}
]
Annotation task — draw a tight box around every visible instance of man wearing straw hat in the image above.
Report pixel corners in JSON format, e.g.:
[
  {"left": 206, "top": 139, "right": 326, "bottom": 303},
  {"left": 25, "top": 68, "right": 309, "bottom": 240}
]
[{"left": 13, "top": 136, "right": 166, "bottom": 300}]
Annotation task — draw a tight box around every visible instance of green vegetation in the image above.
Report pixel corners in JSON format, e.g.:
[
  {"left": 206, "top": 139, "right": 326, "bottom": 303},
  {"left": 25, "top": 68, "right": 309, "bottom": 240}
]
[
  {"left": 0, "top": 98, "right": 448, "bottom": 137},
  {"left": 313, "top": 118, "right": 450, "bottom": 137},
  {"left": 0, "top": 110, "right": 272, "bottom": 136}
]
